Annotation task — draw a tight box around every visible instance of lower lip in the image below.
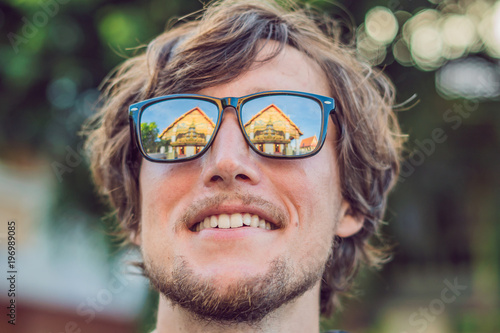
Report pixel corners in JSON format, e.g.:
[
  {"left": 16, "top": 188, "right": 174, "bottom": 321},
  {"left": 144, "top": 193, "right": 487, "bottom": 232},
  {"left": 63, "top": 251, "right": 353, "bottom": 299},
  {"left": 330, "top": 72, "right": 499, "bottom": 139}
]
[{"left": 194, "top": 227, "right": 272, "bottom": 241}]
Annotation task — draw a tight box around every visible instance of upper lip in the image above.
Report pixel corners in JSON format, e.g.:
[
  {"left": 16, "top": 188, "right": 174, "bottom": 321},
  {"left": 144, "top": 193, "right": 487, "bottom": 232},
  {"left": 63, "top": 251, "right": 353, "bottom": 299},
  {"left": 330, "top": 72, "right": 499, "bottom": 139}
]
[{"left": 186, "top": 204, "right": 284, "bottom": 230}]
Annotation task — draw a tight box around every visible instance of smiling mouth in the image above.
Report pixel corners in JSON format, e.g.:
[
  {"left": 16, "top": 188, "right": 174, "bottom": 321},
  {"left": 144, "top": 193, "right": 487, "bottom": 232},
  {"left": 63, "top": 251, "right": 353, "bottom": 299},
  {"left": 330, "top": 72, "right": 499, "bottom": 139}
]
[{"left": 190, "top": 213, "right": 276, "bottom": 231}]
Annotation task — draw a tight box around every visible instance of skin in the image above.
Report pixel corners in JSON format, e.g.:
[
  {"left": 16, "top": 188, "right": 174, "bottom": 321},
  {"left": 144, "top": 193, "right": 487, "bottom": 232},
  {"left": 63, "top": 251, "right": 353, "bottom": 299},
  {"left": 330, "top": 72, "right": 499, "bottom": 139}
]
[{"left": 137, "top": 42, "right": 363, "bottom": 333}]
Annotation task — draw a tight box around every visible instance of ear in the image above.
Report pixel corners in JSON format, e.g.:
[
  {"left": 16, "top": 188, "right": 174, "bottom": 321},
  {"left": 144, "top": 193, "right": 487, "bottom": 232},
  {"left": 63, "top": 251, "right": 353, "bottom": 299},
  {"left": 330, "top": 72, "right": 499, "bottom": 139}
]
[{"left": 336, "top": 200, "right": 364, "bottom": 237}]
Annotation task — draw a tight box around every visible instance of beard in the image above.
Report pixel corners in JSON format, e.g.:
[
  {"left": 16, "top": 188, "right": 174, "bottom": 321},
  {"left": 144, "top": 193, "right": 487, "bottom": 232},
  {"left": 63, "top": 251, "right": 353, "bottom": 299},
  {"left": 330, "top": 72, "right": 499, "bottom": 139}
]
[{"left": 143, "top": 253, "right": 327, "bottom": 325}]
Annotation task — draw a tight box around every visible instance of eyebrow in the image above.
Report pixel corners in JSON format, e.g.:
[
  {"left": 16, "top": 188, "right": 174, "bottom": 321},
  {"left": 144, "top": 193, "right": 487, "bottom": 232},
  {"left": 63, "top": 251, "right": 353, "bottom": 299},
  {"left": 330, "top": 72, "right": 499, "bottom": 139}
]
[{"left": 246, "top": 87, "right": 275, "bottom": 95}]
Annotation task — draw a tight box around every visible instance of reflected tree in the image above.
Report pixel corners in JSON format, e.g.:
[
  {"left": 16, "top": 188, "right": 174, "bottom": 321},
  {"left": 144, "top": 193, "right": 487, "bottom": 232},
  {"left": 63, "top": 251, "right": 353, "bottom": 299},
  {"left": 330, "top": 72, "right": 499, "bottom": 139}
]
[{"left": 141, "top": 122, "right": 159, "bottom": 153}]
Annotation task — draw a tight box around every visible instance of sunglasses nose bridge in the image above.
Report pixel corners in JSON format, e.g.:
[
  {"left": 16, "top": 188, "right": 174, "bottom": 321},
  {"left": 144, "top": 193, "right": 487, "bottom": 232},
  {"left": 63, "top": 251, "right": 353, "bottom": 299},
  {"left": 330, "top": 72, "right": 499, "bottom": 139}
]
[
  {"left": 220, "top": 97, "right": 239, "bottom": 109},
  {"left": 214, "top": 97, "right": 245, "bottom": 145},
  {"left": 217, "top": 96, "right": 244, "bottom": 140}
]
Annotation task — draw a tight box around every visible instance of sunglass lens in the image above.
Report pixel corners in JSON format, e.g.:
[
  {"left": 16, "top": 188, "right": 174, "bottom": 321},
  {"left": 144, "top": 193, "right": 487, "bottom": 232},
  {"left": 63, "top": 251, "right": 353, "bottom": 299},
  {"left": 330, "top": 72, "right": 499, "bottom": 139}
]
[
  {"left": 240, "top": 95, "right": 323, "bottom": 156},
  {"left": 139, "top": 98, "right": 219, "bottom": 160}
]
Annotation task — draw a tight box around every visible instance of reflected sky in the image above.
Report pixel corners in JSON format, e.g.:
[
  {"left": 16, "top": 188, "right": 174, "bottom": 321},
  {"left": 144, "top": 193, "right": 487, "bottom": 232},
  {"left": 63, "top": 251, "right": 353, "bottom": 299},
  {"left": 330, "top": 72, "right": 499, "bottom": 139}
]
[{"left": 141, "top": 98, "right": 218, "bottom": 138}]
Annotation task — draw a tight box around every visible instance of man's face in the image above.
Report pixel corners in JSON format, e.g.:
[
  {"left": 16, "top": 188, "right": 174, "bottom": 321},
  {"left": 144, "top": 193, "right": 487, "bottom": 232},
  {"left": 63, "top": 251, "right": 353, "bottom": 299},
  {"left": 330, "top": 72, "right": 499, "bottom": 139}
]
[{"left": 138, "top": 42, "right": 358, "bottom": 322}]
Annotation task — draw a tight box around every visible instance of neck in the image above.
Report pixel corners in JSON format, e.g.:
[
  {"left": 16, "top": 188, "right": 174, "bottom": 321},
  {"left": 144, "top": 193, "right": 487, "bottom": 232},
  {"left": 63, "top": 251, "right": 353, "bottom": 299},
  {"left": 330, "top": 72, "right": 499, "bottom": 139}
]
[{"left": 154, "top": 283, "right": 321, "bottom": 333}]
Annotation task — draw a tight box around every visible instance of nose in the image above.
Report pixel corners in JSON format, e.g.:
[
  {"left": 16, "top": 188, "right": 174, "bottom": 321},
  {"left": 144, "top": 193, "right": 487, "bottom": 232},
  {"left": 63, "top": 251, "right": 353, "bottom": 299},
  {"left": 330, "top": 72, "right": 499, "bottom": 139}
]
[{"left": 201, "top": 107, "right": 261, "bottom": 187}]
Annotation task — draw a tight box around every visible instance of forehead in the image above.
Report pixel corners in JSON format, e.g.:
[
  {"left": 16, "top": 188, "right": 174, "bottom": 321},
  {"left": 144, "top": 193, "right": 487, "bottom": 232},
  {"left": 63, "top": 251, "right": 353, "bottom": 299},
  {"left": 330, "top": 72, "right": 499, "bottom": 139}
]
[{"left": 197, "top": 41, "right": 330, "bottom": 98}]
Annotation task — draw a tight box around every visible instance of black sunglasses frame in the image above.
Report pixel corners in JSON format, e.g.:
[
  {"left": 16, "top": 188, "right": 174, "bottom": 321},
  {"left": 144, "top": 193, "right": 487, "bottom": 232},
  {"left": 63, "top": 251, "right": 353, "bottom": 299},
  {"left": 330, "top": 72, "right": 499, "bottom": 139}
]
[{"left": 129, "top": 90, "right": 338, "bottom": 163}]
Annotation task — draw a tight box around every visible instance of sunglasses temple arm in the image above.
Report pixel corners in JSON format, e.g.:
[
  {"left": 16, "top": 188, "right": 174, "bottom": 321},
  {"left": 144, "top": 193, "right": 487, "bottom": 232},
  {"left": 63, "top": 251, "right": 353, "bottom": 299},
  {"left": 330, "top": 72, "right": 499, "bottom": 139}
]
[
  {"left": 330, "top": 111, "right": 344, "bottom": 140},
  {"left": 127, "top": 116, "right": 141, "bottom": 169}
]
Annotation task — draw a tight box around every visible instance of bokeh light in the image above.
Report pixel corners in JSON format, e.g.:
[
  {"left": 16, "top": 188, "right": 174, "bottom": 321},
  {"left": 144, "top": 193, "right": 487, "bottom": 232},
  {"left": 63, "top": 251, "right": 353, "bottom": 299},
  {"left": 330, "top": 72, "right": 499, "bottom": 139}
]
[
  {"left": 441, "top": 14, "right": 477, "bottom": 59},
  {"left": 411, "top": 24, "right": 443, "bottom": 67},
  {"left": 478, "top": 1, "right": 500, "bottom": 57},
  {"left": 436, "top": 57, "right": 500, "bottom": 99},
  {"left": 47, "top": 77, "right": 77, "bottom": 110},
  {"left": 406, "top": 10, "right": 443, "bottom": 70},
  {"left": 393, "top": 38, "right": 413, "bottom": 67},
  {"left": 357, "top": 0, "right": 500, "bottom": 76},
  {"left": 365, "top": 6, "right": 398, "bottom": 45},
  {"left": 99, "top": 11, "right": 134, "bottom": 46},
  {"left": 356, "top": 23, "right": 387, "bottom": 65}
]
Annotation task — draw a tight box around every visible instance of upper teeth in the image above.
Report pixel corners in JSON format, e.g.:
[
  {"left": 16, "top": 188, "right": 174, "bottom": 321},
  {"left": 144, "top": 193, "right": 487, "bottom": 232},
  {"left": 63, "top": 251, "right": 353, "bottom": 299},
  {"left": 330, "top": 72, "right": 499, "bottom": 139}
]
[{"left": 193, "top": 213, "right": 272, "bottom": 231}]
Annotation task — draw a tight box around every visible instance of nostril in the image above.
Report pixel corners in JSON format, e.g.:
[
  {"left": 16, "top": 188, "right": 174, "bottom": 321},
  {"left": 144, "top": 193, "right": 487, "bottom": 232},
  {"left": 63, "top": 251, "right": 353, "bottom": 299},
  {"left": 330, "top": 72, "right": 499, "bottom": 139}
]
[
  {"left": 210, "top": 174, "right": 250, "bottom": 182},
  {"left": 236, "top": 174, "right": 250, "bottom": 181},
  {"left": 210, "top": 175, "right": 223, "bottom": 182}
]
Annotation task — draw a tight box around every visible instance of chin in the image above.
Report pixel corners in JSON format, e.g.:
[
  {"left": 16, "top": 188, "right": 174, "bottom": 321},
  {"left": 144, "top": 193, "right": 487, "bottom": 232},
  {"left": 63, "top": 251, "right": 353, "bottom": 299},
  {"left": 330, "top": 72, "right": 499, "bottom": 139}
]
[
  {"left": 144, "top": 254, "right": 322, "bottom": 324},
  {"left": 197, "top": 262, "right": 274, "bottom": 287}
]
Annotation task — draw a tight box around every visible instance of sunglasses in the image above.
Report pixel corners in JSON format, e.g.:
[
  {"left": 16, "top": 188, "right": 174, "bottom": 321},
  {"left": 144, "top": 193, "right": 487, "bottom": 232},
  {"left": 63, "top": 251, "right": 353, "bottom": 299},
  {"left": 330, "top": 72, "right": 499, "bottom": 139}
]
[{"left": 129, "top": 90, "right": 338, "bottom": 162}]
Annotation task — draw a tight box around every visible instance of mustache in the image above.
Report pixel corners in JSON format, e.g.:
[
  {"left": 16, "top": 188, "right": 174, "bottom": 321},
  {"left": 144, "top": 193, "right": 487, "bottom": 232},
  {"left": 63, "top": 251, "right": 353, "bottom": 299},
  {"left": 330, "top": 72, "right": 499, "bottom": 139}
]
[{"left": 177, "top": 192, "right": 288, "bottom": 231}]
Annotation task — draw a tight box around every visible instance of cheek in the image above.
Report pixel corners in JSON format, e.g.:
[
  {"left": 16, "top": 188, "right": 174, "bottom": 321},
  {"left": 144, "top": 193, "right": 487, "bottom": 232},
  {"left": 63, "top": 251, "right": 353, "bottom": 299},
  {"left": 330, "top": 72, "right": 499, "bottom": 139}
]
[
  {"left": 303, "top": 150, "right": 342, "bottom": 237},
  {"left": 138, "top": 162, "right": 199, "bottom": 250},
  {"left": 267, "top": 152, "right": 341, "bottom": 257},
  {"left": 140, "top": 161, "right": 199, "bottom": 211},
  {"left": 294, "top": 155, "right": 340, "bottom": 220},
  {"left": 303, "top": 162, "right": 339, "bottom": 232},
  {"left": 140, "top": 164, "right": 174, "bottom": 223}
]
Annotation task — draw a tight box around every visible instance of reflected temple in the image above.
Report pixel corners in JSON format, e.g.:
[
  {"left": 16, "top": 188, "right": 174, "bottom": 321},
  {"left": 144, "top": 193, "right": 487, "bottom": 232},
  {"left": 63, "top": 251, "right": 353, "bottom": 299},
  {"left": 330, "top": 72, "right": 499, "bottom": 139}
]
[{"left": 142, "top": 103, "right": 319, "bottom": 159}]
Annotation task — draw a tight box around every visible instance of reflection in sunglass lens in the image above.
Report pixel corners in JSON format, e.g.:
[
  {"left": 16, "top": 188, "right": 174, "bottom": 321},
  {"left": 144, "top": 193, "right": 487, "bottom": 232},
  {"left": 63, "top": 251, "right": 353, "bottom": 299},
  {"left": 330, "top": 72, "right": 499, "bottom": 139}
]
[
  {"left": 241, "top": 95, "right": 322, "bottom": 156},
  {"left": 139, "top": 98, "right": 219, "bottom": 160}
]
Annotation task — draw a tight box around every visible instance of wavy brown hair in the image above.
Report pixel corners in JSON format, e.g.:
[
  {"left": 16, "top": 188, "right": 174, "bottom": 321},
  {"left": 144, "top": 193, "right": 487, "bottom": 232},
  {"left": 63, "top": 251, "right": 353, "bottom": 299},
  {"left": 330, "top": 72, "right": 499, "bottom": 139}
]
[{"left": 85, "top": 0, "right": 403, "bottom": 317}]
